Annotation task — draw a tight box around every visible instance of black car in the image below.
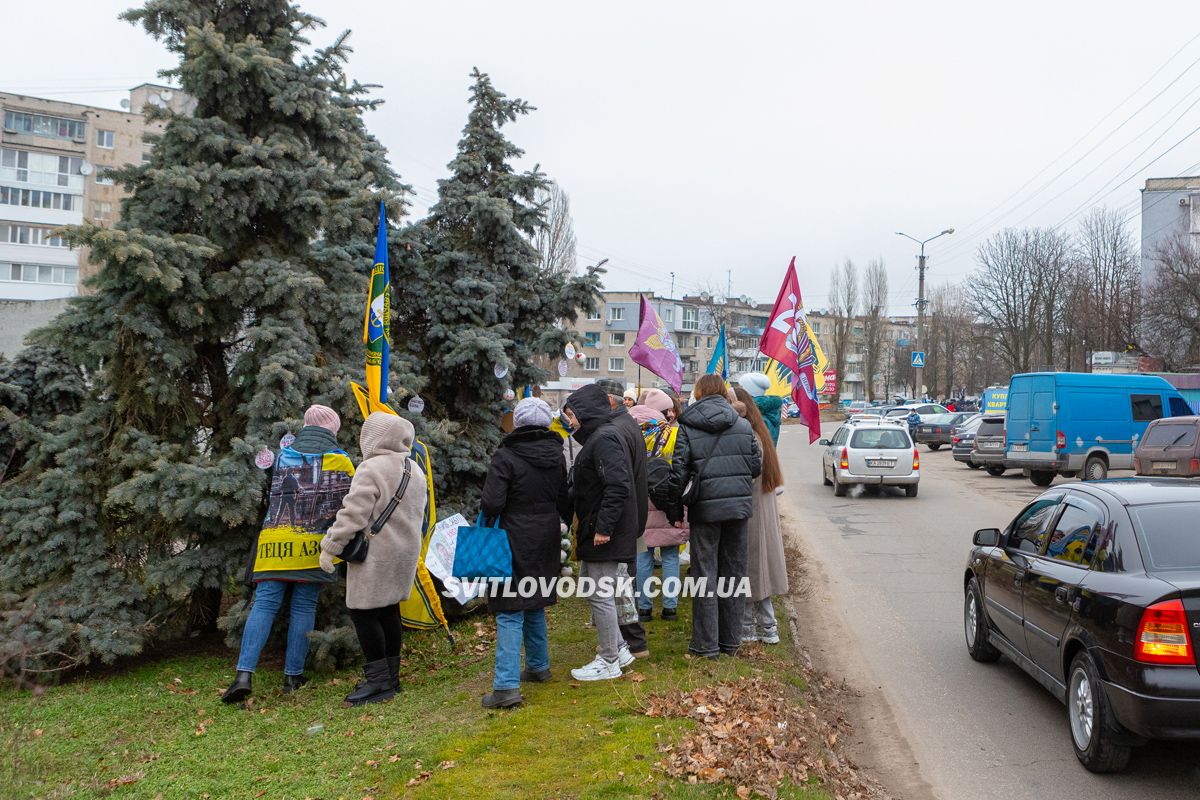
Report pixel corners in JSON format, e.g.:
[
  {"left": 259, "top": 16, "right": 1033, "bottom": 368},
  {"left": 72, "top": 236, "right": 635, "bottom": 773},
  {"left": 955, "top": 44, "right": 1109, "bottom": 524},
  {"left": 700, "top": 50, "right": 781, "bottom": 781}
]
[
  {"left": 914, "top": 412, "right": 978, "bottom": 451},
  {"left": 971, "top": 414, "right": 1008, "bottom": 476},
  {"left": 963, "top": 479, "right": 1200, "bottom": 772},
  {"left": 952, "top": 415, "right": 985, "bottom": 468}
]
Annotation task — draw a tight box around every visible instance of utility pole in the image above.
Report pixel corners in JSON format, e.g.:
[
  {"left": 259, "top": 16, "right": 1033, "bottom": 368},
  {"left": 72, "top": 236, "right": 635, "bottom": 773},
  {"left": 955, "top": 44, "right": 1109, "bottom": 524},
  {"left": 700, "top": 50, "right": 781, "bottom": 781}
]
[
  {"left": 726, "top": 269, "right": 731, "bottom": 300},
  {"left": 896, "top": 228, "right": 954, "bottom": 401},
  {"left": 670, "top": 271, "right": 675, "bottom": 299}
]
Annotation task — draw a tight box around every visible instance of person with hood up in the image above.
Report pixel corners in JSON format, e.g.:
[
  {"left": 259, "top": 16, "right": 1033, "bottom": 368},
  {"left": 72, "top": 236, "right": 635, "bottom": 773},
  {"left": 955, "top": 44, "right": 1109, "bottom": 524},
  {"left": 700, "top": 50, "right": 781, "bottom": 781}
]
[
  {"left": 630, "top": 388, "right": 688, "bottom": 621},
  {"left": 670, "top": 374, "right": 762, "bottom": 658},
  {"left": 318, "top": 412, "right": 427, "bottom": 706},
  {"left": 223, "top": 405, "right": 354, "bottom": 704},
  {"left": 732, "top": 388, "right": 789, "bottom": 644},
  {"left": 561, "top": 384, "right": 645, "bottom": 680},
  {"left": 738, "top": 372, "right": 782, "bottom": 445},
  {"left": 478, "top": 397, "right": 572, "bottom": 709}
]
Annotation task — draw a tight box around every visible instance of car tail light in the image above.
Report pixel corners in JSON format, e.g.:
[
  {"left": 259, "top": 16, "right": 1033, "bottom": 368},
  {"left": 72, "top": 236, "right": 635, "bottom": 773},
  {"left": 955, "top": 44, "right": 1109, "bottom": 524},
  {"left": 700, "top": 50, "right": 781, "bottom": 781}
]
[
  {"left": 952, "top": 435, "right": 960, "bottom": 444},
  {"left": 1134, "top": 599, "right": 1194, "bottom": 665},
  {"left": 913, "top": 448, "right": 920, "bottom": 470},
  {"left": 1055, "top": 430, "right": 1066, "bottom": 451},
  {"left": 839, "top": 447, "right": 849, "bottom": 470},
  {"left": 1191, "top": 458, "right": 1200, "bottom": 474}
]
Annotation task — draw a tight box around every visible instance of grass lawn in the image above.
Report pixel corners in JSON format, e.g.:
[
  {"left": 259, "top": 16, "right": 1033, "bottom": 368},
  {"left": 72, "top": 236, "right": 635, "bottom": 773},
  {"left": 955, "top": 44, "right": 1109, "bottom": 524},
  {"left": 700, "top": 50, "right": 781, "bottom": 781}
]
[{"left": 3, "top": 592, "right": 830, "bottom": 800}]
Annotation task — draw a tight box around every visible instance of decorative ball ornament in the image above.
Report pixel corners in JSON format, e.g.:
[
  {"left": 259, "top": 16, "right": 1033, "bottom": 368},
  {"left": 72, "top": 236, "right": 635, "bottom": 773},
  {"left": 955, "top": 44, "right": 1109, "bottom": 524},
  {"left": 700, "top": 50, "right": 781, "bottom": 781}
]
[
  {"left": 407, "top": 396, "right": 425, "bottom": 414},
  {"left": 254, "top": 447, "right": 275, "bottom": 470},
  {"left": 279, "top": 433, "right": 296, "bottom": 449},
  {"left": 575, "top": 351, "right": 586, "bottom": 363},
  {"left": 564, "top": 343, "right": 577, "bottom": 360},
  {"left": 557, "top": 359, "right": 570, "bottom": 377},
  {"left": 494, "top": 363, "right": 509, "bottom": 379},
  {"left": 502, "top": 388, "right": 516, "bottom": 401}
]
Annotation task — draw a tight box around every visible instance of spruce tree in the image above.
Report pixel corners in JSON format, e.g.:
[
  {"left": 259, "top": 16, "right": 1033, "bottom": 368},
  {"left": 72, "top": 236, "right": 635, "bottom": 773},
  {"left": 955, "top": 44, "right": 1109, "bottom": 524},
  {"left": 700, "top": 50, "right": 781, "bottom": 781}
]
[
  {"left": 394, "top": 70, "right": 601, "bottom": 508},
  {"left": 0, "top": 0, "right": 409, "bottom": 673}
]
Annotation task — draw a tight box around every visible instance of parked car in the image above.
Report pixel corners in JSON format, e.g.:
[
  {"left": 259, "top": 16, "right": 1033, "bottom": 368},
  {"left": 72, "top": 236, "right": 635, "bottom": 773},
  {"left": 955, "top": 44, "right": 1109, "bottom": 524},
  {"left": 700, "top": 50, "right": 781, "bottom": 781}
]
[
  {"left": 963, "top": 479, "right": 1200, "bottom": 773},
  {"left": 1005, "top": 372, "right": 1191, "bottom": 486},
  {"left": 1134, "top": 415, "right": 1200, "bottom": 477},
  {"left": 818, "top": 422, "right": 920, "bottom": 497},
  {"left": 952, "top": 415, "right": 985, "bottom": 468},
  {"left": 845, "top": 400, "right": 870, "bottom": 414},
  {"left": 971, "top": 414, "right": 1008, "bottom": 476},
  {"left": 914, "top": 412, "right": 979, "bottom": 450}
]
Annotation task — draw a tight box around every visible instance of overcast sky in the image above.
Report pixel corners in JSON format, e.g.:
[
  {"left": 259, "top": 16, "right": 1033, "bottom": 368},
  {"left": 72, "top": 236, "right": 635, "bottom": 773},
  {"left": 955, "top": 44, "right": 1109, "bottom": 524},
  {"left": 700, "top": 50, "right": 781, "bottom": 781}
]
[{"left": 6, "top": 1, "right": 1200, "bottom": 313}]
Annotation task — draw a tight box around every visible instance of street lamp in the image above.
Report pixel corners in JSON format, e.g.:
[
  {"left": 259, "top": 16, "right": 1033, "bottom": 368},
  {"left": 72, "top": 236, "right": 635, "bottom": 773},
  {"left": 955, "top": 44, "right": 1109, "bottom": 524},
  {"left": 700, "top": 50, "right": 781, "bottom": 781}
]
[{"left": 895, "top": 228, "right": 954, "bottom": 400}]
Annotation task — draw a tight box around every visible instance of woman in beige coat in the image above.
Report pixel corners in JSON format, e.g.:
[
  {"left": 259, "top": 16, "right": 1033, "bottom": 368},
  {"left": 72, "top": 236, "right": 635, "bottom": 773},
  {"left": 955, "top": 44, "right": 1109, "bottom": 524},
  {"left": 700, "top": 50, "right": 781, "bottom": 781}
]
[{"left": 319, "top": 412, "right": 427, "bottom": 705}]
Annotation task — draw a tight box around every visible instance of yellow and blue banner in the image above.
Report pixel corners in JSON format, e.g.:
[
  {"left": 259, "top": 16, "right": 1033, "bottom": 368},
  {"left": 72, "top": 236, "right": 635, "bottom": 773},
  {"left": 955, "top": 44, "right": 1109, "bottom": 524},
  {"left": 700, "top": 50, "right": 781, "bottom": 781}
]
[{"left": 706, "top": 324, "right": 729, "bottom": 379}]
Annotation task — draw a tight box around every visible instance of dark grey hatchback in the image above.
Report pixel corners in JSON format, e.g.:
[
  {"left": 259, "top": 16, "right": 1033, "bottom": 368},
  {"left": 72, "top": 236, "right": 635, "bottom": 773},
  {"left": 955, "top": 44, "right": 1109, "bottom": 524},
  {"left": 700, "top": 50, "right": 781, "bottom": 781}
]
[{"left": 963, "top": 479, "right": 1200, "bottom": 772}]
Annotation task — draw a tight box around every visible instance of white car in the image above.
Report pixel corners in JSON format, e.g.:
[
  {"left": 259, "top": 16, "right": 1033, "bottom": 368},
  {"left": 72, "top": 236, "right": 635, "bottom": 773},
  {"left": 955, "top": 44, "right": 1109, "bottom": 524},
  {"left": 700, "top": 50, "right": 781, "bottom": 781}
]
[{"left": 818, "top": 422, "right": 921, "bottom": 497}]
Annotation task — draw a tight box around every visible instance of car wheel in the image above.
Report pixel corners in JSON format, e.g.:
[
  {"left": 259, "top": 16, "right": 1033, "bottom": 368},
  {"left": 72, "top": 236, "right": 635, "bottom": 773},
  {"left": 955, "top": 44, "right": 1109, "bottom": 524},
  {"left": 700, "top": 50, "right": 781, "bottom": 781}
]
[
  {"left": 832, "top": 472, "right": 847, "bottom": 497},
  {"left": 905, "top": 484, "right": 918, "bottom": 498},
  {"left": 927, "top": 443, "right": 942, "bottom": 451},
  {"left": 1067, "top": 651, "right": 1132, "bottom": 773},
  {"left": 1083, "top": 455, "right": 1108, "bottom": 482},
  {"left": 984, "top": 465, "right": 1006, "bottom": 477},
  {"left": 1029, "top": 471, "right": 1055, "bottom": 487},
  {"left": 964, "top": 578, "right": 1000, "bottom": 662},
  {"left": 967, "top": 462, "right": 982, "bottom": 470}
]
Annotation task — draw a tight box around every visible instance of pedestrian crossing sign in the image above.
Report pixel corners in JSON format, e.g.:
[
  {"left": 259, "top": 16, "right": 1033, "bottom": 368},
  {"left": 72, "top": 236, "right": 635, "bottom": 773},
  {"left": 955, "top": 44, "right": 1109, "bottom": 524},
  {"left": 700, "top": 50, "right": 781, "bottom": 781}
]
[{"left": 911, "top": 351, "right": 925, "bottom": 368}]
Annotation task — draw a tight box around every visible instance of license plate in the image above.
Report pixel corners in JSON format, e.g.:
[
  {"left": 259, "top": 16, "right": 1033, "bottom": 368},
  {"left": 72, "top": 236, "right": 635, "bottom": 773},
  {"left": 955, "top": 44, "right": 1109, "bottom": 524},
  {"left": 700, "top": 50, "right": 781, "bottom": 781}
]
[
  {"left": 867, "top": 459, "right": 896, "bottom": 468},
  {"left": 981, "top": 441, "right": 1001, "bottom": 449},
  {"left": 1153, "top": 461, "right": 1177, "bottom": 470},
  {"left": 1011, "top": 443, "right": 1028, "bottom": 452}
]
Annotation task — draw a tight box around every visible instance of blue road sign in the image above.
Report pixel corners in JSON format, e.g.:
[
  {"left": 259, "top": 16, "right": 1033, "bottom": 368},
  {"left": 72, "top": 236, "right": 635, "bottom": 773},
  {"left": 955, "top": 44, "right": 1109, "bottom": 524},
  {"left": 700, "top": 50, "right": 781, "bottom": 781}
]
[{"left": 911, "top": 351, "right": 925, "bottom": 368}]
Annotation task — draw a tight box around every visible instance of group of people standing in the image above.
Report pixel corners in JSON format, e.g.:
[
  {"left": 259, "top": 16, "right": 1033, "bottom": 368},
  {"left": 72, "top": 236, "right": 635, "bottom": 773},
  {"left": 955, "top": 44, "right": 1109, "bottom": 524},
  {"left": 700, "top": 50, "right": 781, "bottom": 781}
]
[{"left": 222, "top": 370, "right": 791, "bottom": 711}]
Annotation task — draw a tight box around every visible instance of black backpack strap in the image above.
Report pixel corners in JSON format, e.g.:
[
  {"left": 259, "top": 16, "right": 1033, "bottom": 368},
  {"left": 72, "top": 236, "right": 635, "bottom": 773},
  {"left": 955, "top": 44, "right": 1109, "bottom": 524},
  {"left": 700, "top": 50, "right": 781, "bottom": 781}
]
[{"left": 369, "top": 458, "right": 413, "bottom": 535}]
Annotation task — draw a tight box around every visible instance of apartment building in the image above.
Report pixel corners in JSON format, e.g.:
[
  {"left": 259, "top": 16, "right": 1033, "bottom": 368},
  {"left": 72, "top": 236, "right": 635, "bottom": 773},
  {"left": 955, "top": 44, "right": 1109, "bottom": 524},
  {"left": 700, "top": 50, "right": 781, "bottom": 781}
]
[{"left": 0, "top": 83, "right": 194, "bottom": 354}]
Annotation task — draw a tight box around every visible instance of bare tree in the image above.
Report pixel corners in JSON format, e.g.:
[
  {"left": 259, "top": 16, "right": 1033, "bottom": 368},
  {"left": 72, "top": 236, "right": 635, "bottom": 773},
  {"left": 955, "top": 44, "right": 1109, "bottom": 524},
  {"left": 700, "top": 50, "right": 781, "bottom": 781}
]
[
  {"left": 828, "top": 260, "right": 858, "bottom": 398},
  {"left": 1069, "top": 208, "right": 1141, "bottom": 361},
  {"left": 1144, "top": 234, "right": 1200, "bottom": 370},
  {"left": 860, "top": 259, "right": 888, "bottom": 401},
  {"left": 534, "top": 181, "right": 577, "bottom": 277},
  {"left": 928, "top": 284, "right": 973, "bottom": 399}
]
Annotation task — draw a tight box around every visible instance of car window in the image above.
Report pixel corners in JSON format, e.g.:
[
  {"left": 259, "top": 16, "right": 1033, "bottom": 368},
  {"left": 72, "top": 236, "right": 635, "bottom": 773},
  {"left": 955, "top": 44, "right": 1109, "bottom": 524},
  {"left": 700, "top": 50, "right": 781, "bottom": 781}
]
[
  {"left": 1131, "top": 394, "right": 1164, "bottom": 422},
  {"left": 1129, "top": 503, "right": 1200, "bottom": 571},
  {"left": 1169, "top": 397, "right": 1192, "bottom": 417},
  {"left": 850, "top": 428, "right": 911, "bottom": 449},
  {"left": 1008, "top": 497, "right": 1061, "bottom": 555},
  {"left": 1044, "top": 502, "right": 1102, "bottom": 566},
  {"left": 1142, "top": 422, "right": 1198, "bottom": 448},
  {"left": 831, "top": 427, "right": 848, "bottom": 446},
  {"left": 977, "top": 418, "right": 1004, "bottom": 436}
]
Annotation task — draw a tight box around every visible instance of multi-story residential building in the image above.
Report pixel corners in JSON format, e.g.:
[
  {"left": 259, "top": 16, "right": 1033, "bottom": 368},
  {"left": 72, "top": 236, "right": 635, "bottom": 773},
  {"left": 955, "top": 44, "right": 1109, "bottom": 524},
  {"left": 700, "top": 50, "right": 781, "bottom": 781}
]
[
  {"left": 0, "top": 83, "right": 194, "bottom": 354},
  {"left": 1140, "top": 176, "right": 1200, "bottom": 287}
]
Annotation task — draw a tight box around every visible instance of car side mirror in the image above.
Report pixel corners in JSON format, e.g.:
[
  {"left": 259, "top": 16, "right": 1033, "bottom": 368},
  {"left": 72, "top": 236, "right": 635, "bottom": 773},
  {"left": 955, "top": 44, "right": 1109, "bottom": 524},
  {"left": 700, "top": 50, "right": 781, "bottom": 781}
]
[
  {"left": 817, "top": 438, "right": 830, "bottom": 446},
  {"left": 973, "top": 528, "right": 1001, "bottom": 547}
]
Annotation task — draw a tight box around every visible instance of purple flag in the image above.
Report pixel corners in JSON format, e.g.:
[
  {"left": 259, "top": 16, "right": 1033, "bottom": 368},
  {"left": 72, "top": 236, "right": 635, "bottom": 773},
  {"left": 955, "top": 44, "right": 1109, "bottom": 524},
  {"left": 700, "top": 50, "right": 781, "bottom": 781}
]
[{"left": 629, "top": 295, "right": 684, "bottom": 393}]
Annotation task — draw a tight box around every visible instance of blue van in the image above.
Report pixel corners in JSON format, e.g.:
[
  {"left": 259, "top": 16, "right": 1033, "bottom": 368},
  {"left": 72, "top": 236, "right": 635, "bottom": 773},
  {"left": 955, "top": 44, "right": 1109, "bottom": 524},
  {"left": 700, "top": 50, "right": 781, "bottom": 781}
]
[{"left": 1004, "top": 372, "right": 1190, "bottom": 485}]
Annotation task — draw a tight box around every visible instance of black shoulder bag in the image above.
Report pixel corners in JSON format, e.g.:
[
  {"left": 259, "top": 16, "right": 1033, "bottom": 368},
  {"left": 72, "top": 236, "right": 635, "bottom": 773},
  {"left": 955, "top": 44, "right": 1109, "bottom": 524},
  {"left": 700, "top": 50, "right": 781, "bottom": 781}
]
[{"left": 340, "top": 458, "right": 413, "bottom": 563}]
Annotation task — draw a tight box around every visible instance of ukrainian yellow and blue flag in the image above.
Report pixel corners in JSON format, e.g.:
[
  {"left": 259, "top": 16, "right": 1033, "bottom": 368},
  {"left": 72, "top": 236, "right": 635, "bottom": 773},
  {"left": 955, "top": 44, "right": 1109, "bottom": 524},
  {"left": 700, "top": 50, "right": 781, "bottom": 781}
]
[{"left": 705, "top": 324, "right": 729, "bottom": 379}]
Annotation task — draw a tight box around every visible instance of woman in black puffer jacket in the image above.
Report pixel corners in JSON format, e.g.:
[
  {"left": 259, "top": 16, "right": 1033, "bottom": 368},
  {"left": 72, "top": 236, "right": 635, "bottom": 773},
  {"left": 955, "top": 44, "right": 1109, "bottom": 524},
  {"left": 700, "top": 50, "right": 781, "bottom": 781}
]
[{"left": 670, "top": 374, "right": 762, "bottom": 659}]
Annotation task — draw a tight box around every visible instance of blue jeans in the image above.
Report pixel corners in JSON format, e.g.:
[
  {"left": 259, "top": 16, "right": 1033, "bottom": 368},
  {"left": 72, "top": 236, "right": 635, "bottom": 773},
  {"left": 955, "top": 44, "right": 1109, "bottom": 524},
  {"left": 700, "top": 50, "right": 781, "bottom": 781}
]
[
  {"left": 236, "top": 580, "right": 321, "bottom": 676},
  {"left": 637, "top": 546, "right": 681, "bottom": 611},
  {"left": 493, "top": 609, "right": 549, "bottom": 691}
]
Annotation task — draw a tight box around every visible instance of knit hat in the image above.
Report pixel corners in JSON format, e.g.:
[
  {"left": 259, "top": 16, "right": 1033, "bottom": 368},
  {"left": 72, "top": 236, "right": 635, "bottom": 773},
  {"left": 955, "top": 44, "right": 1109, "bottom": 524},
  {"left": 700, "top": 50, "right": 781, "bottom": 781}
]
[
  {"left": 623, "top": 388, "right": 638, "bottom": 403},
  {"left": 303, "top": 404, "right": 341, "bottom": 434},
  {"left": 628, "top": 404, "right": 666, "bottom": 425},
  {"left": 639, "top": 388, "right": 674, "bottom": 415},
  {"left": 513, "top": 396, "right": 553, "bottom": 429},
  {"left": 738, "top": 372, "right": 771, "bottom": 398},
  {"left": 595, "top": 377, "right": 625, "bottom": 398}
]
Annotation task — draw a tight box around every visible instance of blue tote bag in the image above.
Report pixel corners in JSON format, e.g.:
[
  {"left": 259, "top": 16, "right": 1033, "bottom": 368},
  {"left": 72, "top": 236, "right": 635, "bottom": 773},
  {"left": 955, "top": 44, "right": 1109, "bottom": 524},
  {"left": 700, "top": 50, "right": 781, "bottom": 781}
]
[{"left": 452, "top": 513, "right": 513, "bottom": 580}]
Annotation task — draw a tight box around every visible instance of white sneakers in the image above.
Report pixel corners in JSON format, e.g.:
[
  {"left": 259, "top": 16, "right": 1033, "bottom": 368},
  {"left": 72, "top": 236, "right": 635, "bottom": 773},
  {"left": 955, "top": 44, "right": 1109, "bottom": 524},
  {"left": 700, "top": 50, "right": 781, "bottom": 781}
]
[
  {"left": 760, "top": 632, "right": 781, "bottom": 645},
  {"left": 616, "top": 643, "right": 636, "bottom": 669},
  {"left": 571, "top": 655, "right": 623, "bottom": 681}
]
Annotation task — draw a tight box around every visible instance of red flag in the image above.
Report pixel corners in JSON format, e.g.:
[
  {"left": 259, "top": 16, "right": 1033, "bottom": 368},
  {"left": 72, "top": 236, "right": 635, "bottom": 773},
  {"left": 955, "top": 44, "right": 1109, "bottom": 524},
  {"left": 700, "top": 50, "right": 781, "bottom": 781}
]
[{"left": 759, "top": 257, "right": 822, "bottom": 444}]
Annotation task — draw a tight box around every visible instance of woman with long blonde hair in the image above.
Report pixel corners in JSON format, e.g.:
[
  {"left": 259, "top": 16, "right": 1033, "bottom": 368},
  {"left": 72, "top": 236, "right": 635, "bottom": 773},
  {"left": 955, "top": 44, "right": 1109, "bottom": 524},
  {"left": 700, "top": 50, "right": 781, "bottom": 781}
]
[{"left": 733, "top": 386, "right": 789, "bottom": 644}]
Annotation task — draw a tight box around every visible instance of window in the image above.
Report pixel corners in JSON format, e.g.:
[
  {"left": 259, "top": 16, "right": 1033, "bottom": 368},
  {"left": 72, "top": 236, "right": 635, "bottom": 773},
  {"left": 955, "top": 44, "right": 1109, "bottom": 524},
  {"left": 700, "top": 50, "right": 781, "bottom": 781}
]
[
  {"left": 586, "top": 308, "right": 602, "bottom": 321},
  {"left": 0, "top": 186, "right": 76, "bottom": 211},
  {"left": 694, "top": 336, "right": 702, "bottom": 348},
  {"left": 1169, "top": 396, "right": 1192, "bottom": 416},
  {"left": 682, "top": 307, "right": 699, "bottom": 330},
  {"left": 1144, "top": 422, "right": 1198, "bottom": 448},
  {"left": 142, "top": 147, "right": 154, "bottom": 163},
  {"left": 1045, "top": 503, "right": 1102, "bottom": 565},
  {"left": 94, "top": 167, "right": 114, "bottom": 186},
  {"left": 831, "top": 427, "right": 850, "bottom": 446},
  {"left": 1131, "top": 394, "right": 1164, "bottom": 422},
  {"left": 3, "top": 110, "right": 86, "bottom": 141},
  {"left": 811, "top": 322, "right": 821, "bottom": 334},
  {"left": 583, "top": 332, "right": 601, "bottom": 347},
  {"left": 1, "top": 261, "right": 77, "bottom": 285},
  {"left": 663, "top": 307, "right": 673, "bottom": 322},
  {"left": 610, "top": 332, "right": 626, "bottom": 346},
  {"left": 609, "top": 307, "right": 624, "bottom": 322},
  {"left": 584, "top": 357, "right": 600, "bottom": 371},
  {"left": 849, "top": 428, "right": 911, "bottom": 449},
  {"left": 91, "top": 201, "right": 113, "bottom": 221},
  {"left": 96, "top": 129, "right": 115, "bottom": 148},
  {"left": 1007, "top": 497, "right": 1060, "bottom": 555},
  {"left": 2, "top": 149, "right": 83, "bottom": 187},
  {"left": 1130, "top": 503, "right": 1200, "bottom": 570},
  {"left": 0, "top": 223, "right": 68, "bottom": 247},
  {"left": 608, "top": 357, "right": 625, "bottom": 372},
  {"left": 706, "top": 337, "right": 712, "bottom": 348}
]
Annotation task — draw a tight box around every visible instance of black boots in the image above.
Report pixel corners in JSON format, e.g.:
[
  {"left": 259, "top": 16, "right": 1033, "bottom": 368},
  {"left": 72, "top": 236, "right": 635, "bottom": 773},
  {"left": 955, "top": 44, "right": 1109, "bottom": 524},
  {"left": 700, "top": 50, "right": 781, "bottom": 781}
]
[
  {"left": 221, "top": 670, "right": 253, "bottom": 704},
  {"left": 387, "top": 656, "right": 401, "bottom": 691},
  {"left": 520, "top": 667, "right": 552, "bottom": 683},
  {"left": 282, "top": 674, "right": 309, "bottom": 694},
  {"left": 481, "top": 688, "right": 524, "bottom": 709},
  {"left": 343, "top": 659, "right": 395, "bottom": 706}
]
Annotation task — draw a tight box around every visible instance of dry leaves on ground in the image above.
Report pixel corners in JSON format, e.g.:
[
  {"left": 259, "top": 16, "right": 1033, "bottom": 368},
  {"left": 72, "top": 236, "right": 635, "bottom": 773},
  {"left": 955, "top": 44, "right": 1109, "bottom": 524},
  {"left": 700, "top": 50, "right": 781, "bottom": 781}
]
[{"left": 643, "top": 675, "right": 890, "bottom": 800}]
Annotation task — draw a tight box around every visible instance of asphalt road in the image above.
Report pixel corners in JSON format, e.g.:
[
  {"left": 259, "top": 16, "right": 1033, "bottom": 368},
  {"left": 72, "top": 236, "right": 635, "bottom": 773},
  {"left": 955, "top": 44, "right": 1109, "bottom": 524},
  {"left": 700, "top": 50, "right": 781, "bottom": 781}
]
[{"left": 775, "top": 423, "right": 1200, "bottom": 800}]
